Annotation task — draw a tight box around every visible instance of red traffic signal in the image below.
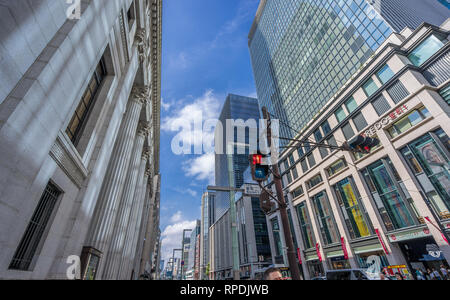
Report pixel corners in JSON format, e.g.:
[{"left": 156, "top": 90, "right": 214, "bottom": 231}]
[
  {"left": 344, "top": 135, "right": 380, "bottom": 154},
  {"left": 249, "top": 153, "right": 270, "bottom": 182}
]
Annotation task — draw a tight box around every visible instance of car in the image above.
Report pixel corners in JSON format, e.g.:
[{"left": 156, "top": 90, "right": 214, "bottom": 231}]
[
  {"left": 311, "top": 276, "right": 327, "bottom": 280},
  {"left": 325, "top": 269, "right": 377, "bottom": 280}
]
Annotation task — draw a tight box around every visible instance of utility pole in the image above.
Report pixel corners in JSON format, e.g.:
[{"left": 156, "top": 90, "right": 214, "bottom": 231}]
[{"left": 261, "top": 106, "right": 301, "bottom": 281}]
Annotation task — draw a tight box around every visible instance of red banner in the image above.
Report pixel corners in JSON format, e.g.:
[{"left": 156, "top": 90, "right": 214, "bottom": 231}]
[
  {"left": 375, "top": 228, "right": 389, "bottom": 255},
  {"left": 424, "top": 216, "right": 450, "bottom": 245},
  {"left": 341, "top": 237, "right": 349, "bottom": 260},
  {"left": 316, "top": 243, "right": 322, "bottom": 262},
  {"left": 297, "top": 248, "right": 302, "bottom": 264}
]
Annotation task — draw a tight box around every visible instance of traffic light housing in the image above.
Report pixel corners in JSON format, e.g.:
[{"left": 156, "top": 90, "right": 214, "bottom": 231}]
[
  {"left": 249, "top": 153, "right": 270, "bottom": 182},
  {"left": 343, "top": 135, "right": 380, "bottom": 154}
]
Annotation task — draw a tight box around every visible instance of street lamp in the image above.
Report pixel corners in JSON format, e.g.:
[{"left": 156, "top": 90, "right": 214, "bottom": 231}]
[{"left": 171, "top": 248, "right": 182, "bottom": 280}]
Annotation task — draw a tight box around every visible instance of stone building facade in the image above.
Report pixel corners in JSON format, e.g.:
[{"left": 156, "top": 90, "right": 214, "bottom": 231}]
[{"left": 0, "top": 0, "right": 162, "bottom": 280}]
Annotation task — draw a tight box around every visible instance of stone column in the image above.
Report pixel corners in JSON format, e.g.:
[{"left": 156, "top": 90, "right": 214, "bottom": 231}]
[
  {"left": 127, "top": 169, "right": 151, "bottom": 279},
  {"left": 84, "top": 85, "right": 149, "bottom": 278},
  {"left": 139, "top": 175, "right": 159, "bottom": 275},
  {"left": 101, "top": 122, "right": 149, "bottom": 279},
  {"left": 118, "top": 154, "right": 150, "bottom": 279}
]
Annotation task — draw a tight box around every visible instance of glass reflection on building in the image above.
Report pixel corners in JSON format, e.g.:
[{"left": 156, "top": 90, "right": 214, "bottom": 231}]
[{"left": 400, "top": 129, "right": 450, "bottom": 220}]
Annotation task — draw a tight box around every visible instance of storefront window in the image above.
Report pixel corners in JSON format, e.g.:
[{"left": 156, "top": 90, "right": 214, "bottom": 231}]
[
  {"left": 334, "top": 177, "right": 372, "bottom": 239},
  {"left": 363, "top": 159, "right": 416, "bottom": 231},
  {"left": 311, "top": 191, "right": 340, "bottom": 245},
  {"left": 355, "top": 251, "right": 389, "bottom": 271},
  {"left": 400, "top": 129, "right": 450, "bottom": 220},
  {"left": 326, "top": 158, "right": 347, "bottom": 177},
  {"left": 296, "top": 202, "right": 315, "bottom": 249}
]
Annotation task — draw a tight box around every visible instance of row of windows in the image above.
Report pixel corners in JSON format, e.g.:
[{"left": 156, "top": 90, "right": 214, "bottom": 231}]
[{"left": 280, "top": 32, "right": 448, "bottom": 184}]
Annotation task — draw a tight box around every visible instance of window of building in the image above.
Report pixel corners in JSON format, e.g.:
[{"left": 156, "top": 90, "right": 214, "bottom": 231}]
[
  {"left": 307, "top": 153, "right": 316, "bottom": 168},
  {"left": 327, "top": 158, "right": 347, "bottom": 177},
  {"left": 307, "top": 174, "right": 323, "bottom": 190},
  {"left": 9, "top": 182, "right": 62, "bottom": 271},
  {"left": 66, "top": 57, "right": 107, "bottom": 146},
  {"left": 296, "top": 202, "right": 315, "bottom": 250},
  {"left": 301, "top": 159, "right": 309, "bottom": 173},
  {"left": 408, "top": 34, "right": 445, "bottom": 66},
  {"left": 386, "top": 106, "right": 431, "bottom": 138},
  {"left": 376, "top": 65, "right": 394, "bottom": 84},
  {"left": 292, "top": 167, "right": 299, "bottom": 180},
  {"left": 333, "top": 177, "right": 372, "bottom": 239},
  {"left": 400, "top": 129, "right": 450, "bottom": 220},
  {"left": 362, "top": 158, "right": 417, "bottom": 231},
  {"left": 80, "top": 247, "right": 101, "bottom": 280},
  {"left": 321, "top": 121, "right": 332, "bottom": 135},
  {"left": 327, "top": 135, "right": 338, "bottom": 148},
  {"left": 345, "top": 97, "right": 358, "bottom": 113},
  {"left": 319, "top": 146, "right": 329, "bottom": 159},
  {"left": 314, "top": 128, "right": 323, "bottom": 142},
  {"left": 286, "top": 172, "right": 293, "bottom": 185},
  {"left": 371, "top": 95, "right": 391, "bottom": 116},
  {"left": 342, "top": 122, "right": 355, "bottom": 140},
  {"left": 288, "top": 154, "right": 295, "bottom": 166},
  {"left": 335, "top": 107, "right": 347, "bottom": 123},
  {"left": 353, "top": 112, "right": 368, "bottom": 132},
  {"left": 292, "top": 186, "right": 304, "bottom": 199},
  {"left": 311, "top": 191, "right": 340, "bottom": 245},
  {"left": 304, "top": 140, "right": 311, "bottom": 152},
  {"left": 362, "top": 78, "right": 379, "bottom": 97},
  {"left": 387, "top": 80, "right": 410, "bottom": 104},
  {"left": 298, "top": 146, "right": 304, "bottom": 158}
]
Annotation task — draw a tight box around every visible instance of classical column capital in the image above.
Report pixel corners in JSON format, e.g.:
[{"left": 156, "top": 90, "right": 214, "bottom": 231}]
[
  {"left": 131, "top": 85, "right": 150, "bottom": 104},
  {"left": 135, "top": 28, "right": 148, "bottom": 63},
  {"left": 137, "top": 122, "right": 151, "bottom": 137}
]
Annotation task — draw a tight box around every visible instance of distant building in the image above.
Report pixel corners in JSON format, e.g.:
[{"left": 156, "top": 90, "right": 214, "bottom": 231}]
[
  {"left": 200, "top": 192, "right": 215, "bottom": 279},
  {"left": 214, "top": 94, "right": 260, "bottom": 222},
  {"left": 187, "top": 220, "right": 201, "bottom": 279}
]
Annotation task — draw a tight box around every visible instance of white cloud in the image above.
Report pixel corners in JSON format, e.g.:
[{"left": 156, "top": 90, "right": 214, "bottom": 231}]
[
  {"left": 160, "top": 211, "right": 197, "bottom": 270},
  {"left": 161, "top": 98, "right": 172, "bottom": 111},
  {"left": 182, "top": 153, "right": 215, "bottom": 185},
  {"left": 162, "top": 89, "right": 221, "bottom": 152},
  {"left": 170, "top": 211, "right": 183, "bottom": 223},
  {"left": 186, "top": 188, "right": 198, "bottom": 197},
  {"left": 169, "top": 51, "right": 189, "bottom": 70}
]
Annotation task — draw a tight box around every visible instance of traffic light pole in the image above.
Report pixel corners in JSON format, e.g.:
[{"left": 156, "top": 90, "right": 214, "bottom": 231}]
[{"left": 262, "top": 107, "right": 301, "bottom": 281}]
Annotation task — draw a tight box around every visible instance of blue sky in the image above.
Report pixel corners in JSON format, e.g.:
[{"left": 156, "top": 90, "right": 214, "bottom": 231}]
[{"left": 159, "top": 0, "right": 259, "bottom": 265}]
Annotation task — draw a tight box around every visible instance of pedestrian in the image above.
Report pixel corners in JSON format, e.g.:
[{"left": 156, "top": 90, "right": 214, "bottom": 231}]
[
  {"left": 415, "top": 269, "right": 425, "bottom": 280},
  {"left": 263, "top": 267, "right": 283, "bottom": 280},
  {"left": 432, "top": 268, "right": 442, "bottom": 280},
  {"left": 427, "top": 268, "right": 434, "bottom": 280},
  {"left": 379, "top": 271, "right": 390, "bottom": 280},
  {"left": 440, "top": 265, "right": 448, "bottom": 280},
  {"left": 395, "top": 272, "right": 404, "bottom": 280}
]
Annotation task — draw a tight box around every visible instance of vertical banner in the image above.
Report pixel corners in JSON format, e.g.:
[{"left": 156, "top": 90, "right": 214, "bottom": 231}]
[
  {"left": 424, "top": 216, "right": 450, "bottom": 245},
  {"left": 297, "top": 248, "right": 302, "bottom": 264},
  {"left": 375, "top": 228, "right": 389, "bottom": 255},
  {"left": 341, "top": 237, "right": 349, "bottom": 260},
  {"left": 316, "top": 243, "right": 322, "bottom": 262}
]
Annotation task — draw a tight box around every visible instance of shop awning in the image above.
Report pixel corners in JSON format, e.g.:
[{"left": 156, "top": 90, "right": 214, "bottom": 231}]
[
  {"left": 353, "top": 244, "right": 384, "bottom": 254},
  {"left": 326, "top": 250, "right": 345, "bottom": 259}
]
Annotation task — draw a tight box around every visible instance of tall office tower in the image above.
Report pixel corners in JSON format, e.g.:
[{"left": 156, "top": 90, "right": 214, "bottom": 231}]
[
  {"left": 187, "top": 220, "right": 201, "bottom": 279},
  {"left": 0, "top": 0, "right": 162, "bottom": 280},
  {"left": 248, "top": 0, "right": 450, "bottom": 140},
  {"left": 200, "top": 192, "right": 215, "bottom": 279},
  {"left": 214, "top": 94, "right": 260, "bottom": 222}
]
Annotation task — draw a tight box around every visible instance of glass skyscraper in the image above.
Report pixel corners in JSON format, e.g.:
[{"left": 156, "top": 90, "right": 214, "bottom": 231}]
[
  {"left": 248, "top": 0, "right": 450, "bottom": 140},
  {"left": 214, "top": 94, "right": 261, "bottom": 222}
]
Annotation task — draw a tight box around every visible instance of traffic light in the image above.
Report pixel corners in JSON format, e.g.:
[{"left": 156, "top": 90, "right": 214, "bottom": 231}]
[
  {"left": 249, "top": 153, "right": 270, "bottom": 182},
  {"left": 343, "top": 135, "right": 380, "bottom": 154}
]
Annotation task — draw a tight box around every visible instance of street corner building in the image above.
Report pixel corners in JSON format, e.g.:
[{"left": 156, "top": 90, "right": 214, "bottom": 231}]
[
  {"left": 248, "top": 0, "right": 450, "bottom": 279},
  {"left": 0, "top": 0, "right": 162, "bottom": 280}
]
